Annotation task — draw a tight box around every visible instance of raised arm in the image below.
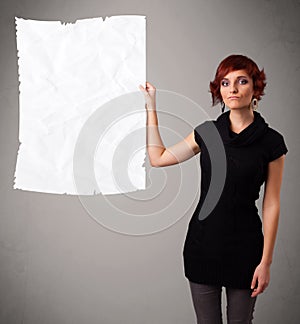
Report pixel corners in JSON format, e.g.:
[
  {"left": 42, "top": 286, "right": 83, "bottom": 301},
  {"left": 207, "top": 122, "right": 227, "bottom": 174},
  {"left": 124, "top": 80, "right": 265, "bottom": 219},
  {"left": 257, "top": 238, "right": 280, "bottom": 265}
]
[{"left": 139, "top": 82, "right": 200, "bottom": 167}]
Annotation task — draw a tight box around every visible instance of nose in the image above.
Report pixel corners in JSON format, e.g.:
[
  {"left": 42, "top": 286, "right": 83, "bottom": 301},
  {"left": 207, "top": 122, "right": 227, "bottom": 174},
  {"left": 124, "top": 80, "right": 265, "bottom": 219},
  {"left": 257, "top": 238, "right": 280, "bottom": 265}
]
[{"left": 229, "top": 82, "right": 238, "bottom": 93}]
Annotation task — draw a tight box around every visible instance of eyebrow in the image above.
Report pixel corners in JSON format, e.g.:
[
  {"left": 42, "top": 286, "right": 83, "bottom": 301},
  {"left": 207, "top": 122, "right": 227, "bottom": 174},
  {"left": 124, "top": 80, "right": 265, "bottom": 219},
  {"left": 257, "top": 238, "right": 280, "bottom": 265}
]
[{"left": 222, "top": 75, "right": 249, "bottom": 80}]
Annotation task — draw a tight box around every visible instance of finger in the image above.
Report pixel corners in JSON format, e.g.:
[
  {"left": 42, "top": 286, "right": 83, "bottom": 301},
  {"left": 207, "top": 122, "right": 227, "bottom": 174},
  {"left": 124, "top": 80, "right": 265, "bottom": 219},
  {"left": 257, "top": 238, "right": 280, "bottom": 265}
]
[
  {"left": 251, "top": 276, "right": 257, "bottom": 290},
  {"left": 255, "top": 282, "right": 264, "bottom": 296},
  {"left": 145, "top": 82, "right": 155, "bottom": 90},
  {"left": 251, "top": 286, "right": 262, "bottom": 298},
  {"left": 139, "top": 85, "right": 149, "bottom": 97},
  {"left": 251, "top": 289, "right": 259, "bottom": 298}
]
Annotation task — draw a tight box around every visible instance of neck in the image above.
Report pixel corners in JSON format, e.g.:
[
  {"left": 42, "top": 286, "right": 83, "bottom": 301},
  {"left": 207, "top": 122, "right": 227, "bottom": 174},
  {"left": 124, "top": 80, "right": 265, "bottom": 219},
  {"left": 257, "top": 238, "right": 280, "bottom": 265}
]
[{"left": 228, "top": 108, "right": 255, "bottom": 133}]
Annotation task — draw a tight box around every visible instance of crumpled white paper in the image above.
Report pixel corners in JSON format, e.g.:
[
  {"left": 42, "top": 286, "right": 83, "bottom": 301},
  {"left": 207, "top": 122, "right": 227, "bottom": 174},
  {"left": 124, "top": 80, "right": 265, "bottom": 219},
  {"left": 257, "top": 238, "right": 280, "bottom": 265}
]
[{"left": 13, "top": 15, "right": 146, "bottom": 195}]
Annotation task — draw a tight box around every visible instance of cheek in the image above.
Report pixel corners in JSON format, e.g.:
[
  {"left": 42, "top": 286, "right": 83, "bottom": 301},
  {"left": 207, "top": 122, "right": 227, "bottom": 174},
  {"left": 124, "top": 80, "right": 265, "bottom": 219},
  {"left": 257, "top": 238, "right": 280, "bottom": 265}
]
[
  {"left": 220, "top": 87, "right": 227, "bottom": 98},
  {"left": 242, "top": 86, "right": 254, "bottom": 99},
  {"left": 247, "top": 89, "right": 254, "bottom": 98},
  {"left": 246, "top": 83, "right": 254, "bottom": 96}
]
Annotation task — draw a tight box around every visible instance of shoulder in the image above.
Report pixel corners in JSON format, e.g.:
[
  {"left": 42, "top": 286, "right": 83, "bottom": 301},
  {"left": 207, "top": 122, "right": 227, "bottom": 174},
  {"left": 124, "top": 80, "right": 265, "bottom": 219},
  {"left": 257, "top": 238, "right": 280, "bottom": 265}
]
[
  {"left": 194, "top": 119, "right": 215, "bottom": 146},
  {"left": 265, "top": 126, "right": 285, "bottom": 139},
  {"left": 263, "top": 126, "right": 287, "bottom": 145},
  {"left": 262, "top": 126, "right": 288, "bottom": 162}
]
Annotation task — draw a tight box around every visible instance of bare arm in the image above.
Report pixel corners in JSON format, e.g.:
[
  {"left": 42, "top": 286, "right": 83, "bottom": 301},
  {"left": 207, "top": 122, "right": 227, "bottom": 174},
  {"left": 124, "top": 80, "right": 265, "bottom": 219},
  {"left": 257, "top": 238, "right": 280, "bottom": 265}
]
[
  {"left": 139, "top": 82, "right": 200, "bottom": 167},
  {"left": 261, "top": 154, "right": 286, "bottom": 265},
  {"left": 251, "top": 154, "right": 286, "bottom": 297}
]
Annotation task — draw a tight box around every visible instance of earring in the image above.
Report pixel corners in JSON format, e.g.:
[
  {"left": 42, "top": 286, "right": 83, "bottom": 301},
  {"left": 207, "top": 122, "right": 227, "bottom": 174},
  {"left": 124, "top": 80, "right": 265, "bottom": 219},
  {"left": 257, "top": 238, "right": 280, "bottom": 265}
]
[
  {"left": 221, "top": 101, "right": 225, "bottom": 113},
  {"left": 251, "top": 98, "right": 258, "bottom": 110}
]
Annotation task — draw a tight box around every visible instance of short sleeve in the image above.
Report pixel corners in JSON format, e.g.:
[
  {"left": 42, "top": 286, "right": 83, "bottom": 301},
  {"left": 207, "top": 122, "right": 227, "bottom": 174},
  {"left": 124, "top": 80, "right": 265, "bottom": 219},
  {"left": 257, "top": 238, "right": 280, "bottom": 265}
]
[
  {"left": 194, "top": 120, "right": 216, "bottom": 151},
  {"left": 268, "top": 130, "right": 288, "bottom": 162},
  {"left": 194, "top": 127, "right": 201, "bottom": 147},
  {"left": 194, "top": 121, "right": 207, "bottom": 151}
]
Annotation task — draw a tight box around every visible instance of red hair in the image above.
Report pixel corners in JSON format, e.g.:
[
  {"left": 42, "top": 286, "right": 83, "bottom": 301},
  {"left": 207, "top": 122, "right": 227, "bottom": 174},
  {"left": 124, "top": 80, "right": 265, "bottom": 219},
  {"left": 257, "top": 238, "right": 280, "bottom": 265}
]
[{"left": 209, "top": 54, "right": 267, "bottom": 106}]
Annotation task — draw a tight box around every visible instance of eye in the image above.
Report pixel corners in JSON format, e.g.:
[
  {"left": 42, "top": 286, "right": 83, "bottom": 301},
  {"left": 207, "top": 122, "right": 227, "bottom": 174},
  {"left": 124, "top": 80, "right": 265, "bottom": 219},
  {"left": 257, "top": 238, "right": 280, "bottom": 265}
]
[
  {"left": 239, "top": 78, "right": 248, "bottom": 85},
  {"left": 221, "top": 80, "right": 229, "bottom": 87}
]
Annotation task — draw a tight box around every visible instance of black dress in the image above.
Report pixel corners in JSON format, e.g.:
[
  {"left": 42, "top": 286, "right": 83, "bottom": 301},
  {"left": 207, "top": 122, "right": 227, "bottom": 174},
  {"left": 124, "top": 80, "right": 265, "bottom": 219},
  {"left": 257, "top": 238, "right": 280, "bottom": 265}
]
[{"left": 183, "top": 110, "right": 288, "bottom": 289}]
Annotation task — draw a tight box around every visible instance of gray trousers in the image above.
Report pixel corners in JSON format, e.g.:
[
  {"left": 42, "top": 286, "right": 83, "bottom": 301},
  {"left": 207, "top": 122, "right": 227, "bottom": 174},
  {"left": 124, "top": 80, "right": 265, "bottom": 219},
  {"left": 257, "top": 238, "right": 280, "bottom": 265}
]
[{"left": 189, "top": 281, "right": 257, "bottom": 324}]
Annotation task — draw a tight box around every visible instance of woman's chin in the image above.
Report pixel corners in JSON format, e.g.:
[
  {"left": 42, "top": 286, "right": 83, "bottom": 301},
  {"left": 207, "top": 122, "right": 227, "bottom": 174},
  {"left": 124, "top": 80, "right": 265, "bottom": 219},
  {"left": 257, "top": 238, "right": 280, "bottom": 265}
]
[{"left": 226, "top": 105, "right": 250, "bottom": 111}]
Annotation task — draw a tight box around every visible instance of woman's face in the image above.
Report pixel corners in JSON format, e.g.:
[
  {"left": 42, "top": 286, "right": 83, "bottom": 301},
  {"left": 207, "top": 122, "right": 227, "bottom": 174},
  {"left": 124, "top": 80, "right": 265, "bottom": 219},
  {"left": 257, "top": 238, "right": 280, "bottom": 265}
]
[{"left": 220, "top": 69, "right": 254, "bottom": 110}]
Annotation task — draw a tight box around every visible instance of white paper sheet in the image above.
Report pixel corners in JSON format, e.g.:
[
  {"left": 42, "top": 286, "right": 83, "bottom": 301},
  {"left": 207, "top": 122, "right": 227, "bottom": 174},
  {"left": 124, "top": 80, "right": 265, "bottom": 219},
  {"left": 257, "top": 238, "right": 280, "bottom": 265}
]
[{"left": 13, "top": 15, "right": 146, "bottom": 195}]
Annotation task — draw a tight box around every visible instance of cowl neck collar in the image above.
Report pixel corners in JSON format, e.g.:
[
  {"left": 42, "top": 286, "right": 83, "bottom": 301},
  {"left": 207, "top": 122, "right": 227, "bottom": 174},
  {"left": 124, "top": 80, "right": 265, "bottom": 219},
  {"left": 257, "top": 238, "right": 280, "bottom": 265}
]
[{"left": 214, "top": 110, "right": 269, "bottom": 147}]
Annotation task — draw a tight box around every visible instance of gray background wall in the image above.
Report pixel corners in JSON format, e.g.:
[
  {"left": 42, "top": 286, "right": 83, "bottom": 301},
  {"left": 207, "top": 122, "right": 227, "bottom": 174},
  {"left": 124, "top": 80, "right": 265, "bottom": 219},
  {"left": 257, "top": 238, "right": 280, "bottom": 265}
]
[{"left": 0, "top": 0, "right": 299, "bottom": 323}]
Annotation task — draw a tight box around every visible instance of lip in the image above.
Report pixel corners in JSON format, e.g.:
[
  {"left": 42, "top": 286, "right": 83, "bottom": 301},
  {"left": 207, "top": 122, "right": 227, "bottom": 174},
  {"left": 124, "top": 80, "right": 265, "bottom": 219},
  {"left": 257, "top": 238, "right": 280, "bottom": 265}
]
[{"left": 228, "top": 96, "right": 240, "bottom": 99}]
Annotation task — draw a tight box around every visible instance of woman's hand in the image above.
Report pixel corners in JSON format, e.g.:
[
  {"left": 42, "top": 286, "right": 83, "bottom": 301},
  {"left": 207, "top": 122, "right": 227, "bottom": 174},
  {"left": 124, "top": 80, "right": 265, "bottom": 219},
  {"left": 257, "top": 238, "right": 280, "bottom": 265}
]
[
  {"left": 139, "top": 82, "right": 156, "bottom": 110},
  {"left": 250, "top": 262, "right": 270, "bottom": 298}
]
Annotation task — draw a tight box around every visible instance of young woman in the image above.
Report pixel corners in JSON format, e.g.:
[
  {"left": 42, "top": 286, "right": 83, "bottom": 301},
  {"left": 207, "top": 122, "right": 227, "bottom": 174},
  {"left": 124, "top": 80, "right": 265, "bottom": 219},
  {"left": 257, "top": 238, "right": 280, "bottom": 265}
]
[{"left": 139, "top": 54, "right": 288, "bottom": 323}]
